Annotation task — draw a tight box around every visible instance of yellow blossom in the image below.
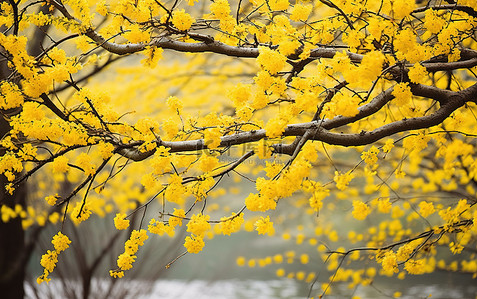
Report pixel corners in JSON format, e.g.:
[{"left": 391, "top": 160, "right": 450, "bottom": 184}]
[
  {"left": 187, "top": 213, "right": 211, "bottom": 236},
  {"left": 204, "top": 128, "right": 222, "bottom": 149},
  {"left": 257, "top": 47, "right": 287, "bottom": 75},
  {"left": 184, "top": 234, "right": 205, "bottom": 253},
  {"left": 114, "top": 213, "right": 130, "bottom": 230},
  {"left": 172, "top": 9, "right": 195, "bottom": 31},
  {"left": 254, "top": 216, "right": 275, "bottom": 236},
  {"left": 352, "top": 200, "right": 371, "bottom": 220},
  {"left": 334, "top": 170, "right": 355, "bottom": 190},
  {"left": 408, "top": 63, "right": 428, "bottom": 84},
  {"left": 418, "top": 201, "right": 435, "bottom": 217},
  {"left": 51, "top": 232, "right": 71, "bottom": 253}
]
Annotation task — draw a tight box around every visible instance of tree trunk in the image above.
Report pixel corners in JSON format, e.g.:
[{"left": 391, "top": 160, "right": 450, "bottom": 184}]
[
  {"left": 0, "top": 3, "right": 50, "bottom": 297},
  {"left": 0, "top": 118, "right": 26, "bottom": 299}
]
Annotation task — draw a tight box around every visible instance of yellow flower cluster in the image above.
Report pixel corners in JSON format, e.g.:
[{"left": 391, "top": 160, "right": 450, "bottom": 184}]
[
  {"left": 204, "top": 128, "right": 222, "bottom": 149},
  {"left": 290, "top": 4, "right": 312, "bottom": 22},
  {"left": 245, "top": 192, "right": 277, "bottom": 212},
  {"left": 361, "top": 146, "right": 379, "bottom": 167},
  {"left": 308, "top": 184, "right": 330, "bottom": 213},
  {"left": 166, "top": 96, "right": 183, "bottom": 112},
  {"left": 255, "top": 216, "right": 275, "bottom": 236},
  {"left": 187, "top": 213, "right": 211, "bottom": 236},
  {"left": 257, "top": 47, "right": 287, "bottom": 75},
  {"left": 184, "top": 234, "right": 205, "bottom": 253},
  {"left": 438, "top": 199, "right": 470, "bottom": 230},
  {"left": 141, "top": 46, "right": 163, "bottom": 68},
  {"left": 111, "top": 229, "right": 148, "bottom": 278},
  {"left": 392, "top": 83, "right": 412, "bottom": 106},
  {"left": 408, "top": 63, "right": 429, "bottom": 84},
  {"left": 165, "top": 174, "right": 187, "bottom": 204},
  {"left": 37, "top": 232, "right": 71, "bottom": 284},
  {"left": 334, "top": 171, "right": 355, "bottom": 191},
  {"left": 51, "top": 156, "right": 70, "bottom": 174},
  {"left": 380, "top": 250, "right": 399, "bottom": 275},
  {"left": 169, "top": 208, "right": 185, "bottom": 228},
  {"left": 0, "top": 81, "right": 24, "bottom": 109},
  {"left": 114, "top": 213, "right": 130, "bottom": 230},
  {"left": 124, "top": 23, "right": 150, "bottom": 43},
  {"left": 45, "top": 195, "right": 59, "bottom": 206},
  {"left": 198, "top": 155, "right": 219, "bottom": 173},
  {"left": 210, "top": 0, "right": 231, "bottom": 19},
  {"left": 148, "top": 218, "right": 175, "bottom": 237},
  {"left": 0, "top": 152, "right": 23, "bottom": 182},
  {"left": 183, "top": 213, "right": 211, "bottom": 253},
  {"left": 418, "top": 201, "right": 435, "bottom": 217},
  {"left": 265, "top": 116, "right": 288, "bottom": 138},
  {"left": 404, "top": 259, "right": 425, "bottom": 275},
  {"left": 71, "top": 201, "right": 92, "bottom": 225},
  {"left": 172, "top": 9, "right": 195, "bottom": 31},
  {"left": 424, "top": 9, "right": 446, "bottom": 34},
  {"left": 218, "top": 213, "right": 244, "bottom": 235},
  {"left": 352, "top": 200, "right": 371, "bottom": 220}
]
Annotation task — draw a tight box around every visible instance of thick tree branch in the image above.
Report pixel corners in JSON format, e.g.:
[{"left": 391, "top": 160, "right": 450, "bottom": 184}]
[
  {"left": 117, "top": 83, "right": 477, "bottom": 160},
  {"left": 423, "top": 57, "right": 477, "bottom": 72}
]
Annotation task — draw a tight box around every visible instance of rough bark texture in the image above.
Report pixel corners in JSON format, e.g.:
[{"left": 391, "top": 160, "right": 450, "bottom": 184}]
[{"left": 0, "top": 118, "right": 26, "bottom": 299}]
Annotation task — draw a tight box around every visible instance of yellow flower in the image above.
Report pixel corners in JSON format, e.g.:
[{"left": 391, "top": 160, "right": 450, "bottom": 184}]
[
  {"left": 75, "top": 153, "right": 96, "bottom": 176},
  {"left": 396, "top": 244, "right": 413, "bottom": 261},
  {"left": 408, "top": 63, "right": 428, "bottom": 84},
  {"left": 361, "top": 146, "right": 379, "bottom": 166},
  {"left": 269, "top": 0, "right": 289, "bottom": 11},
  {"left": 377, "top": 198, "right": 392, "bottom": 214},
  {"left": 40, "top": 250, "right": 58, "bottom": 273},
  {"left": 0, "top": 81, "right": 24, "bottom": 109},
  {"left": 204, "top": 128, "right": 222, "bottom": 149},
  {"left": 352, "top": 200, "right": 371, "bottom": 220},
  {"left": 334, "top": 170, "right": 355, "bottom": 190},
  {"left": 198, "top": 155, "right": 219, "bottom": 172},
  {"left": 109, "top": 270, "right": 124, "bottom": 278},
  {"left": 265, "top": 117, "right": 287, "bottom": 138},
  {"left": 172, "top": 9, "right": 195, "bottom": 31},
  {"left": 114, "top": 213, "right": 130, "bottom": 230},
  {"left": 418, "top": 201, "right": 435, "bottom": 217},
  {"left": 382, "top": 139, "right": 394, "bottom": 153},
  {"left": 254, "top": 216, "right": 275, "bottom": 236},
  {"left": 52, "top": 156, "right": 69, "bottom": 173},
  {"left": 404, "top": 259, "right": 425, "bottom": 274},
  {"left": 148, "top": 219, "right": 175, "bottom": 237},
  {"left": 184, "top": 234, "right": 205, "bottom": 253},
  {"left": 117, "top": 253, "right": 136, "bottom": 270},
  {"left": 236, "top": 256, "right": 246, "bottom": 266},
  {"left": 257, "top": 47, "right": 287, "bottom": 75},
  {"left": 166, "top": 96, "right": 183, "bottom": 112},
  {"left": 123, "top": 23, "right": 150, "bottom": 43},
  {"left": 51, "top": 232, "right": 71, "bottom": 253},
  {"left": 290, "top": 4, "right": 312, "bottom": 22},
  {"left": 381, "top": 251, "right": 398, "bottom": 274},
  {"left": 392, "top": 82, "right": 412, "bottom": 106},
  {"left": 187, "top": 213, "right": 211, "bottom": 236},
  {"left": 424, "top": 9, "right": 446, "bottom": 34},
  {"left": 45, "top": 194, "right": 58, "bottom": 206},
  {"left": 219, "top": 213, "right": 244, "bottom": 235},
  {"left": 210, "top": 0, "right": 231, "bottom": 19},
  {"left": 97, "top": 142, "right": 114, "bottom": 160},
  {"left": 169, "top": 208, "right": 185, "bottom": 228},
  {"left": 71, "top": 201, "right": 92, "bottom": 225},
  {"left": 392, "top": 0, "right": 415, "bottom": 19}
]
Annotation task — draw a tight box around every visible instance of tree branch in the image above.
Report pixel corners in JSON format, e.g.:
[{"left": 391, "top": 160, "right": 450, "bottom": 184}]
[{"left": 116, "top": 83, "right": 477, "bottom": 160}]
